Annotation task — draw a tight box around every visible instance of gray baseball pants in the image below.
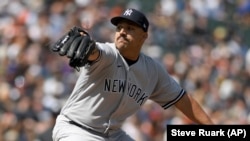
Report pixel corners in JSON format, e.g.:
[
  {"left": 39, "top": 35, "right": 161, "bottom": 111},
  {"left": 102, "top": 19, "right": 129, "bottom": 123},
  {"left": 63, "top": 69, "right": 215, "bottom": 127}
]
[{"left": 52, "top": 114, "right": 135, "bottom": 141}]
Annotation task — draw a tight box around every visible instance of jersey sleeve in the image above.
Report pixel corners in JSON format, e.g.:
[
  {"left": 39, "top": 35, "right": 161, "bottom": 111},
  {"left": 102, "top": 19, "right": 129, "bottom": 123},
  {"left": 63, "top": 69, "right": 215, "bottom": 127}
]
[
  {"left": 149, "top": 61, "right": 186, "bottom": 109},
  {"left": 87, "top": 42, "right": 117, "bottom": 70}
]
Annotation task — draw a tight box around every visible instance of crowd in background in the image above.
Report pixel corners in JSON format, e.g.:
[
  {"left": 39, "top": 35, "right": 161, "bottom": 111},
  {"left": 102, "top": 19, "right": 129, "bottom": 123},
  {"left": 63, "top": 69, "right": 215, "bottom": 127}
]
[{"left": 1, "top": 0, "right": 250, "bottom": 141}]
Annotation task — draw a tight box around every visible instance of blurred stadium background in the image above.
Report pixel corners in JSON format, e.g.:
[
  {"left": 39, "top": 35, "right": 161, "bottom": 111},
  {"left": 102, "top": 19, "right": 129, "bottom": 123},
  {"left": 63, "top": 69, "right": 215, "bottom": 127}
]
[{"left": 1, "top": 0, "right": 250, "bottom": 141}]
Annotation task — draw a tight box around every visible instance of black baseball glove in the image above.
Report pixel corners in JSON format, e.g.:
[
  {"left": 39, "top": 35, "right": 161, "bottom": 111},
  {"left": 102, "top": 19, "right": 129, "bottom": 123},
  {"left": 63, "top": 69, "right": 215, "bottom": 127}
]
[{"left": 50, "top": 26, "right": 96, "bottom": 71}]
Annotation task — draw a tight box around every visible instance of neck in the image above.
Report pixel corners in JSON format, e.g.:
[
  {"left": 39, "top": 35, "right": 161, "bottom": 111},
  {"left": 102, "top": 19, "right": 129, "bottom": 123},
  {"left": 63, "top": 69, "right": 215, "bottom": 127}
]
[
  {"left": 124, "top": 56, "right": 139, "bottom": 66},
  {"left": 118, "top": 48, "right": 140, "bottom": 61}
]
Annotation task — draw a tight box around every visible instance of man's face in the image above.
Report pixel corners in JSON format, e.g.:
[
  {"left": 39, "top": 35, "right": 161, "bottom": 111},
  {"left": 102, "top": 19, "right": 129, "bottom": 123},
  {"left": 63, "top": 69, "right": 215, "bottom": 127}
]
[{"left": 114, "top": 20, "right": 147, "bottom": 53}]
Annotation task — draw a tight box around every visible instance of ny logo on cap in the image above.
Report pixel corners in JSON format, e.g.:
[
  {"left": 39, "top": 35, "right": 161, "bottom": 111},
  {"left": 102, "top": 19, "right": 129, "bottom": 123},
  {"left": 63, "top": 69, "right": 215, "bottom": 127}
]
[{"left": 123, "top": 9, "right": 133, "bottom": 16}]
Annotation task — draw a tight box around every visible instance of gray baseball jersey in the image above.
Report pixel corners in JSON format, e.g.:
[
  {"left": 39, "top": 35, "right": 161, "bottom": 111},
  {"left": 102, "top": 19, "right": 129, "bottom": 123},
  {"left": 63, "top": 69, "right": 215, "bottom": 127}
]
[{"left": 60, "top": 42, "right": 185, "bottom": 133}]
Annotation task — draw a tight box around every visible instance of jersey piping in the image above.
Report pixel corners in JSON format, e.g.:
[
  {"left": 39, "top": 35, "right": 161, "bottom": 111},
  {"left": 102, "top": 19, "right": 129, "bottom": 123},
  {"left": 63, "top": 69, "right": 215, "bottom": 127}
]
[{"left": 162, "top": 89, "right": 186, "bottom": 109}]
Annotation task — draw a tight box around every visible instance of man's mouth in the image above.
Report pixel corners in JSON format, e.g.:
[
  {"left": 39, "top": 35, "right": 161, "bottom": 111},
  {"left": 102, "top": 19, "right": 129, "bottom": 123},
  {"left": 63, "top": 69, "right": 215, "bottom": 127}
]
[{"left": 118, "top": 36, "right": 128, "bottom": 42}]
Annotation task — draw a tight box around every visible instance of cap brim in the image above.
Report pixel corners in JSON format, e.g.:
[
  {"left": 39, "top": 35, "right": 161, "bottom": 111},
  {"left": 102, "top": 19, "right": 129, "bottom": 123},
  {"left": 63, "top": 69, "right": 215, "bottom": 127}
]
[{"left": 111, "top": 16, "right": 140, "bottom": 27}]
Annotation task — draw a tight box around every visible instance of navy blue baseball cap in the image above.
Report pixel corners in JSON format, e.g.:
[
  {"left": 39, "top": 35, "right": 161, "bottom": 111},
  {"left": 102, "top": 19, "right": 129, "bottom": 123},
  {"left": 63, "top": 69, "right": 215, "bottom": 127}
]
[{"left": 111, "top": 8, "right": 149, "bottom": 32}]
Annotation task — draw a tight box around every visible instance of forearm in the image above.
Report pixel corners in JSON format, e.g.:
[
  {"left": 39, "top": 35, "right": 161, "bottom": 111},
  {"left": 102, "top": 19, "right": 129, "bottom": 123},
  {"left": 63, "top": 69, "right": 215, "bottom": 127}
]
[
  {"left": 185, "top": 95, "right": 213, "bottom": 124},
  {"left": 88, "top": 45, "right": 100, "bottom": 61},
  {"left": 175, "top": 93, "right": 214, "bottom": 125}
]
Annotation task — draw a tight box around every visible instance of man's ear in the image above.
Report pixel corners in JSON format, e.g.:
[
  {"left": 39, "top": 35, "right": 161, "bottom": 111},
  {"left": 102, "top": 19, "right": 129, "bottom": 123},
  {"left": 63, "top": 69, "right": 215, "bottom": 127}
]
[{"left": 142, "top": 33, "right": 148, "bottom": 39}]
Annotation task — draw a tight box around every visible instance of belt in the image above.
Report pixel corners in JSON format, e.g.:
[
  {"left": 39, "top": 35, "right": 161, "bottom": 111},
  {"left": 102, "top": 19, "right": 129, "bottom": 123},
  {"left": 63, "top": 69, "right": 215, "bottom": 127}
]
[{"left": 68, "top": 120, "right": 109, "bottom": 138}]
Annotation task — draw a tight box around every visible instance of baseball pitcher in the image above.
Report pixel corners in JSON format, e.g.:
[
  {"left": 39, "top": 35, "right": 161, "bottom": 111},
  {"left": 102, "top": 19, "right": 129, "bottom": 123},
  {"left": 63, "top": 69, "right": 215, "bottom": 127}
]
[{"left": 51, "top": 8, "right": 213, "bottom": 141}]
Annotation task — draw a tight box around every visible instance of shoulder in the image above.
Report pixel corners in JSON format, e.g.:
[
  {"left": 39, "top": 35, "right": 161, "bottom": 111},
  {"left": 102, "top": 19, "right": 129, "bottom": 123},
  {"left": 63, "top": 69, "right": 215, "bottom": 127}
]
[
  {"left": 96, "top": 42, "right": 118, "bottom": 57},
  {"left": 140, "top": 53, "right": 164, "bottom": 68},
  {"left": 139, "top": 53, "right": 171, "bottom": 80},
  {"left": 96, "top": 42, "right": 116, "bottom": 50}
]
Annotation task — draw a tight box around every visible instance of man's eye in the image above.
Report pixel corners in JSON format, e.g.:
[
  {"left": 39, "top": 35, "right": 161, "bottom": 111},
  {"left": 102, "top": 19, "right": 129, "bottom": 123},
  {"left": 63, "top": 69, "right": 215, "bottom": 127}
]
[
  {"left": 127, "top": 26, "right": 134, "bottom": 31},
  {"left": 116, "top": 25, "right": 135, "bottom": 32},
  {"left": 116, "top": 26, "right": 122, "bottom": 32}
]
